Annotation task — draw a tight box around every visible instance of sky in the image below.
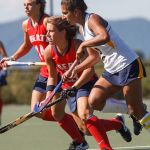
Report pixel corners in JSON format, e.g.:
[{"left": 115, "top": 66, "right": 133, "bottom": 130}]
[{"left": 0, "top": 0, "right": 150, "bottom": 23}]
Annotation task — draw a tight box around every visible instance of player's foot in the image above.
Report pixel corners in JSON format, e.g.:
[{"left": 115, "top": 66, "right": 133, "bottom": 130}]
[
  {"left": 116, "top": 113, "right": 132, "bottom": 142},
  {"left": 68, "top": 130, "right": 89, "bottom": 150},
  {"left": 68, "top": 140, "right": 89, "bottom": 150},
  {"left": 130, "top": 115, "right": 143, "bottom": 135},
  {"left": 75, "top": 140, "right": 89, "bottom": 150}
]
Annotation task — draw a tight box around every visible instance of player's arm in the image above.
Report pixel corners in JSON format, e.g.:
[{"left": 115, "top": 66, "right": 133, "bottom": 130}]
[
  {"left": 44, "top": 45, "right": 58, "bottom": 95},
  {"left": 73, "top": 38, "right": 100, "bottom": 75},
  {"left": 72, "top": 40, "right": 97, "bottom": 89},
  {"left": 11, "top": 20, "right": 33, "bottom": 61},
  {"left": 76, "top": 14, "right": 109, "bottom": 61},
  {"left": 80, "top": 14, "right": 109, "bottom": 49},
  {"left": 0, "top": 41, "right": 8, "bottom": 57}
]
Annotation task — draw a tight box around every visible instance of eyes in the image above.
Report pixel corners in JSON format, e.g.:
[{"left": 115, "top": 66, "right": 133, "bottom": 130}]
[
  {"left": 24, "top": 3, "right": 32, "bottom": 7},
  {"left": 24, "top": 1, "right": 36, "bottom": 7},
  {"left": 62, "top": 11, "right": 68, "bottom": 15},
  {"left": 47, "top": 30, "right": 54, "bottom": 33}
]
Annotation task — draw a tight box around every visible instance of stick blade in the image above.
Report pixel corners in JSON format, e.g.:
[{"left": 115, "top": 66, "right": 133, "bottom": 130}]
[{"left": 34, "top": 103, "right": 40, "bottom": 113}]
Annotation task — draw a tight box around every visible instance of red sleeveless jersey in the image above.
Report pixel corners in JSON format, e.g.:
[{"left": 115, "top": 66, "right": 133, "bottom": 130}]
[
  {"left": 51, "top": 40, "right": 82, "bottom": 89},
  {"left": 27, "top": 15, "right": 48, "bottom": 77}
]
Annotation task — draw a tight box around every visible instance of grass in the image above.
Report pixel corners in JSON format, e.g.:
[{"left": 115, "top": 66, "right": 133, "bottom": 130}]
[{"left": 0, "top": 102, "right": 150, "bottom": 150}]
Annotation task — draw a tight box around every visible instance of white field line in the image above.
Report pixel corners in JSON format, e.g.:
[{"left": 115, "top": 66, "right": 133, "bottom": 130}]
[
  {"left": 88, "top": 145, "right": 150, "bottom": 150},
  {"left": 114, "top": 145, "right": 150, "bottom": 149}
]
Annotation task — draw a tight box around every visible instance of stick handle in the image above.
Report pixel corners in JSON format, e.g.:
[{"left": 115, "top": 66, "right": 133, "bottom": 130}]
[
  {"left": 6, "top": 61, "right": 46, "bottom": 66},
  {"left": 68, "top": 59, "right": 78, "bottom": 73}
]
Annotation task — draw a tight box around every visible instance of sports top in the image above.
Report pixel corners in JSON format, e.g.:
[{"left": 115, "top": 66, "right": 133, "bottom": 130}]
[
  {"left": 81, "top": 13, "right": 138, "bottom": 74},
  {"left": 27, "top": 15, "right": 49, "bottom": 77},
  {"left": 50, "top": 40, "right": 96, "bottom": 89}
]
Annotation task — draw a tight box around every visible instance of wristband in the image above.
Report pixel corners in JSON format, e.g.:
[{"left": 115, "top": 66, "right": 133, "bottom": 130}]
[{"left": 46, "top": 85, "right": 56, "bottom": 92}]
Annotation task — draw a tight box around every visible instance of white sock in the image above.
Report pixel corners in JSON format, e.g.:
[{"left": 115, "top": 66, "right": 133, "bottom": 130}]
[
  {"left": 139, "top": 112, "right": 150, "bottom": 134},
  {"left": 101, "top": 98, "right": 128, "bottom": 114}
]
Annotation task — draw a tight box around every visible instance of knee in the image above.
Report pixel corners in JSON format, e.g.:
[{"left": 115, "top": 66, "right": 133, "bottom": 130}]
[
  {"left": 78, "top": 111, "right": 89, "bottom": 121},
  {"left": 51, "top": 110, "right": 65, "bottom": 121},
  {"left": 88, "top": 97, "right": 106, "bottom": 111}
]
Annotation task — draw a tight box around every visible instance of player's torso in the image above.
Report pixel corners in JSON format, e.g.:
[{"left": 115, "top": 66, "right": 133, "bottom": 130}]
[
  {"left": 51, "top": 40, "right": 81, "bottom": 88},
  {"left": 82, "top": 13, "right": 138, "bottom": 74},
  {"left": 27, "top": 15, "right": 49, "bottom": 62},
  {"left": 27, "top": 15, "right": 49, "bottom": 77}
]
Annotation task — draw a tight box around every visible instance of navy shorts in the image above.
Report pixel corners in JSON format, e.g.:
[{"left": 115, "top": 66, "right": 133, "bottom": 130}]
[
  {"left": 66, "top": 78, "right": 97, "bottom": 112},
  {"left": 33, "top": 73, "right": 62, "bottom": 93},
  {"left": 102, "top": 58, "right": 146, "bottom": 86},
  {"left": 33, "top": 75, "right": 48, "bottom": 93},
  {"left": 0, "top": 70, "right": 7, "bottom": 86}
]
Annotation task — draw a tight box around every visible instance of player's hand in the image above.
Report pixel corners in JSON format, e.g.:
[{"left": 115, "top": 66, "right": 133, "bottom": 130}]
[
  {"left": 38, "top": 99, "right": 47, "bottom": 108},
  {"left": 62, "top": 70, "right": 71, "bottom": 82},
  {"left": 0, "top": 57, "right": 11, "bottom": 68},
  {"left": 62, "top": 86, "right": 77, "bottom": 97},
  {"left": 70, "top": 66, "right": 78, "bottom": 78},
  {"left": 76, "top": 44, "right": 85, "bottom": 60}
]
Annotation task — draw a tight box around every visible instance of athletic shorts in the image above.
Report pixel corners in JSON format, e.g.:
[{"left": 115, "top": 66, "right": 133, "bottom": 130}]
[
  {"left": 0, "top": 70, "right": 7, "bottom": 86},
  {"left": 66, "top": 78, "right": 97, "bottom": 112},
  {"left": 102, "top": 58, "right": 146, "bottom": 86},
  {"left": 33, "top": 75, "right": 48, "bottom": 93},
  {"left": 33, "top": 73, "right": 62, "bottom": 93}
]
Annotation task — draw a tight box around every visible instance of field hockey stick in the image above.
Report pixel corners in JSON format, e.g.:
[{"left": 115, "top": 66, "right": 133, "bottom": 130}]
[
  {"left": 0, "top": 80, "right": 62, "bottom": 134},
  {"left": 34, "top": 60, "right": 78, "bottom": 112},
  {"left": 62, "top": 59, "right": 78, "bottom": 82},
  {"left": 0, "top": 60, "right": 77, "bottom": 134},
  {"left": 6, "top": 61, "right": 46, "bottom": 66},
  {"left": 34, "top": 80, "right": 62, "bottom": 112},
  {"left": 0, "top": 88, "right": 75, "bottom": 134}
]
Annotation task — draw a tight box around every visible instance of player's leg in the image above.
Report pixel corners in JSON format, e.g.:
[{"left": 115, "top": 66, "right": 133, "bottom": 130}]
[
  {"left": 88, "top": 78, "right": 132, "bottom": 147},
  {"left": 71, "top": 111, "right": 91, "bottom": 136},
  {"left": 123, "top": 79, "right": 150, "bottom": 134},
  {"left": 31, "top": 75, "right": 55, "bottom": 121},
  {"left": 32, "top": 75, "right": 86, "bottom": 149},
  {"left": 76, "top": 95, "right": 112, "bottom": 150},
  {"left": 75, "top": 82, "right": 130, "bottom": 150},
  {"left": 102, "top": 97, "right": 143, "bottom": 135},
  {"left": 50, "top": 94, "right": 86, "bottom": 148}
]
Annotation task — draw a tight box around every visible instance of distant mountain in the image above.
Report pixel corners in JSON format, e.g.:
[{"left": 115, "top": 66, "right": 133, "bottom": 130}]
[
  {"left": 0, "top": 18, "right": 39, "bottom": 61},
  {"left": 110, "top": 18, "right": 150, "bottom": 59},
  {"left": 0, "top": 18, "right": 150, "bottom": 61}
]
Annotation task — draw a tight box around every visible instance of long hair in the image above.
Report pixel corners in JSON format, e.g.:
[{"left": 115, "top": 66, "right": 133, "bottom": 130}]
[
  {"left": 36, "top": 0, "right": 46, "bottom": 16},
  {"left": 61, "top": 0, "right": 87, "bottom": 12},
  {"left": 46, "top": 16, "right": 78, "bottom": 40}
]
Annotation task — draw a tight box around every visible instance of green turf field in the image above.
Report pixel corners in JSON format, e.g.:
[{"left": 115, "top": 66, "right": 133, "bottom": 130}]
[{"left": 0, "top": 102, "right": 150, "bottom": 150}]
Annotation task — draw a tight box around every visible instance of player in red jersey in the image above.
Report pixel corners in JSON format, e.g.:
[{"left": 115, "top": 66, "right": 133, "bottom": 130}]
[
  {"left": 41, "top": 16, "right": 132, "bottom": 150},
  {"left": 1, "top": 0, "right": 51, "bottom": 119},
  {"left": 0, "top": 0, "right": 87, "bottom": 148}
]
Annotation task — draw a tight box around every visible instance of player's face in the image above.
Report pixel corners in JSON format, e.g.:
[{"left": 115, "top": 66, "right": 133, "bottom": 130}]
[
  {"left": 61, "top": 4, "right": 77, "bottom": 25},
  {"left": 46, "top": 23, "right": 65, "bottom": 45},
  {"left": 24, "top": 0, "right": 39, "bottom": 17}
]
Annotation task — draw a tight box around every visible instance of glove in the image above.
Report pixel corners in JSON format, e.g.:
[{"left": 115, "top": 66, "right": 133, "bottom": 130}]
[{"left": 62, "top": 86, "right": 77, "bottom": 97}]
